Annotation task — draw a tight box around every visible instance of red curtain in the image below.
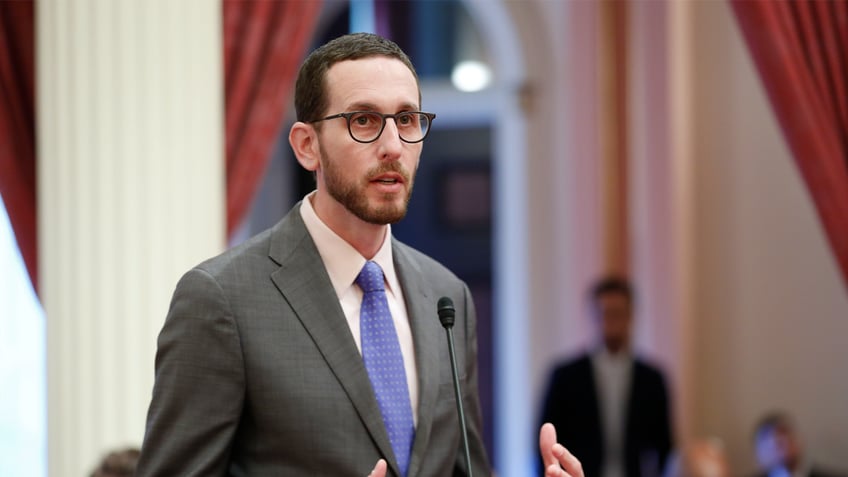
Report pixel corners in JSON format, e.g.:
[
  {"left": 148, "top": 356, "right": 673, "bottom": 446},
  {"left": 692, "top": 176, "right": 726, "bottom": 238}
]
[
  {"left": 0, "top": 0, "right": 322, "bottom": 292},
  {"left": 731, "top": 0, "right": 848, "bottom": 291},
  {"left": 0, "top": 0, "right": 37, "bottom": 293},
  {"left": 224, "top": 0, "right": 322, "bottom": 238}
]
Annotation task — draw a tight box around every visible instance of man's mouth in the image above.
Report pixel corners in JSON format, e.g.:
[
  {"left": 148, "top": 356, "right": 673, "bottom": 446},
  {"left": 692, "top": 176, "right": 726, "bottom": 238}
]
[{"left": 371, "top": 172, "right": 404, "bottom": 185}]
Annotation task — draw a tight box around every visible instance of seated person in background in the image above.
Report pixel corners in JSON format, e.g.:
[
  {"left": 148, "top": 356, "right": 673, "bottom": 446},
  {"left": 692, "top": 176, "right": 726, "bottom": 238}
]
[
  {"left": 90, "top": 447, "right": 140, "bottom": 477},
  {"left": 664, "top": 438, "right": 730, "bottom": 477},
  {"left": 539, "top": 276, "right": 674, "bottom": 477},
  {"left": 753, "top": 411, "right": 846, "bottom": 477}
]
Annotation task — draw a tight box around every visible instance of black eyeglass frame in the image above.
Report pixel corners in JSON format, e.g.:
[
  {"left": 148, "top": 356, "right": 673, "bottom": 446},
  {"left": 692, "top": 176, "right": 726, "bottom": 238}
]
[{"left": 310, "top": 111, "right": 437, "bottom": 144}]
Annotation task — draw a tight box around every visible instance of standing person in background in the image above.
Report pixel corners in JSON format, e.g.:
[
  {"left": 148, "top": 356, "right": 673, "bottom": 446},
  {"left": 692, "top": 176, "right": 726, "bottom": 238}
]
[
  {"left": 539, "top": 276, "right": 674, "bottom": 477},
  {"left": 752, "top": 411, "right": 846, "bottom": 477}
]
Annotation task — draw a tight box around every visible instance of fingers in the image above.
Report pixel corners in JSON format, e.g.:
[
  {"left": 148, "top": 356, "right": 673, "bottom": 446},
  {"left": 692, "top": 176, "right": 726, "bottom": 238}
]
[
  {"left": 539, "top": 423, "right": 584, "bottom": 477},
  {"left": 546, "top": 443, "right": 584, "bottom": 477},
  {"left": 368, "top": 459, "right": 387, "bottom": 477},
  {"left": 539, "top": 422, "right": 558, "bottom": 468},
  {"left": 547, "top": 463, "right": 568, "bottom": 477}
]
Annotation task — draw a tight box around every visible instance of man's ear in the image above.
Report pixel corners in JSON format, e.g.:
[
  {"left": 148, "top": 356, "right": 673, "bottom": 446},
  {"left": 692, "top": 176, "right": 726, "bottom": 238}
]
[{"left": 289, "top": 122, "right": 320, "bottom": 172}]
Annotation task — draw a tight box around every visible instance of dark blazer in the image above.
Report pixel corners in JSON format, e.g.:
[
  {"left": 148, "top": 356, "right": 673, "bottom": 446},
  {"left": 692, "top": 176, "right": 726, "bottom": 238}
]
[
  {"left": 539, "top": 353, "right": 673, "bottom": 477},
  {"left": 137, "top": 205, "right": 490, "bottom": 477}
]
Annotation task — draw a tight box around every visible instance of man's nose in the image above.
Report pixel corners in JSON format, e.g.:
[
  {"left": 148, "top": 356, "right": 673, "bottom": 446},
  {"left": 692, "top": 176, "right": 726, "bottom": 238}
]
[{"left": 377, "top": 118, "right": 404, "bottom": 157}]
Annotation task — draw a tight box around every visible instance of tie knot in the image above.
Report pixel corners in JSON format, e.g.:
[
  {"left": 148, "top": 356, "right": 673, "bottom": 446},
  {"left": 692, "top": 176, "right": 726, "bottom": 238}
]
[{"left": 356, "top": 261, "right": 386, "bottom": 293}]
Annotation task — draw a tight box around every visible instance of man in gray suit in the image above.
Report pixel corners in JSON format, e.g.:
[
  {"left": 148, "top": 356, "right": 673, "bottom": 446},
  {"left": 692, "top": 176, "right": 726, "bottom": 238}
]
[{"left": 137, "top": 32, "right": 582, "bottom": 477}]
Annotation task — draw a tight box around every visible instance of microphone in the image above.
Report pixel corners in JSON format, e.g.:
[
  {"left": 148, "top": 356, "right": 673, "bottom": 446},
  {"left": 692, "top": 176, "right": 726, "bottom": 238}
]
[{"left": 437, "top": 297, "right": 473, "bottom": 477}]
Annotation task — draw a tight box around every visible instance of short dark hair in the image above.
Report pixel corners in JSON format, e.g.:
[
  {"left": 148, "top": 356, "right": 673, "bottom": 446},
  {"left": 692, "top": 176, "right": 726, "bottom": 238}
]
[
  {"left": 590, "top": 276, "right": 634, "bottom": 304},
  {"left": 753, "top": 411, "right": 794, "bottom": 442},
  {"left": 294, "top": 32, "right": 420, "bottom": 123},
  {"left": 90, "top": 447, "right": 140, "bottom": 477}
]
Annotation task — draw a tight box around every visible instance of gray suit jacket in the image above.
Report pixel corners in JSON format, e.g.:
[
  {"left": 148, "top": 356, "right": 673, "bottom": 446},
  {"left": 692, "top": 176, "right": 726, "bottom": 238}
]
[{"left": 137, "top": 204, "right": 490, "bottom": 476}]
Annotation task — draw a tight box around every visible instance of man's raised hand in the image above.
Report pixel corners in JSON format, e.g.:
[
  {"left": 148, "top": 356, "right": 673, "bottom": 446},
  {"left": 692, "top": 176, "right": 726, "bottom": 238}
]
[{"left": 540, "top": 423, "right": 585, "bottom": 477}]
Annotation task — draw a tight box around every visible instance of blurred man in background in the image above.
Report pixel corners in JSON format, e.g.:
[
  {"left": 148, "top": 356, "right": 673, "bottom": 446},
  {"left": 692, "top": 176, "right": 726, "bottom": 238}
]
[{"left": 539, "top": 276, "right": 674, "bottom": 477}]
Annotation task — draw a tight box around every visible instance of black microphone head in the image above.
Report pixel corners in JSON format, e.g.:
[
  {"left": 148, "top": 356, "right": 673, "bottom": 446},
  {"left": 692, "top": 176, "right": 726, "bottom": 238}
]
[{"left": 437, "top": 296, "right": 455, "bottom": 328}]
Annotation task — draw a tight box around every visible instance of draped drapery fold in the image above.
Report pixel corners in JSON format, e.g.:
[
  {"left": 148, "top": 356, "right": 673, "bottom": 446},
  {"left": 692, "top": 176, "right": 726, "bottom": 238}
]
[
  {"left": 731, "top": 0, "right": 848, "bottom": 291},
  {"left": 224, "top": 0, "right": 322, "bottom": 238},
  {"left": 0, "top": 0, "right": 37, "bottom": 293}
]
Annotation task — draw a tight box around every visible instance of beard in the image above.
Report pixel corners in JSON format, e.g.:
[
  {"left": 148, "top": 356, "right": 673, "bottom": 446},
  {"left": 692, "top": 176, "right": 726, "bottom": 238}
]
[{"left": 319, "top": 145, "right": 415, "bottom": 225}]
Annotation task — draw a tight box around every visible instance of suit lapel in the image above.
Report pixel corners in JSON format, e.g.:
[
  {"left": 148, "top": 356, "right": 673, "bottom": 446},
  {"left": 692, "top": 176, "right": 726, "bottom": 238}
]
[
  {"left": 267, "top": 207, "right": 400, "bottom": 476},
  {"left": 393, "top": 242, "right": 441, "bottom": 477}
]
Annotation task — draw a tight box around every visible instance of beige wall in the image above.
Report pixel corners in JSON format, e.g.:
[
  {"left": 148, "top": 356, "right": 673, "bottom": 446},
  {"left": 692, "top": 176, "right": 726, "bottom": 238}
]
[
  {"left": 517, "top": 0, "right": 848, "bottom": 474},
  {"left": 687, "top": 1, "right": 848, "bottom": 473}
]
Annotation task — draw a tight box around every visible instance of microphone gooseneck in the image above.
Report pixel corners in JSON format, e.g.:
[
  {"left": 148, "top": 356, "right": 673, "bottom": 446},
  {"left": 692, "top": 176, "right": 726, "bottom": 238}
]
[{"left": 436, "top": 297, "right": 473, "bottom": 477}]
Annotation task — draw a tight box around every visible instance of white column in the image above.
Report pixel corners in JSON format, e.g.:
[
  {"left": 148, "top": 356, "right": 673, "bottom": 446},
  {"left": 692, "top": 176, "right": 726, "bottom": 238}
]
[
  {"left": 628, "top": 0, "right": 697, "bottom": 443},
  {"left": 462, "top": 1, "right": 533, "bottom": 473},
  {"left": 622, "top": 0, "right": 700, "bottom": 445},
  {"left": 666, "top": 0, "right": 698, "bottom": 444},
  {"left": 37, "top": 1, "right": 224, "bottom": 475}
]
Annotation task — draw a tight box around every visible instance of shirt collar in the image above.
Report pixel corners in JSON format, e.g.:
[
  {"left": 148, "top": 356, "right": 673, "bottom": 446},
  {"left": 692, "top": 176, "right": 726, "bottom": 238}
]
[{"left": 299, "top": 191, "right": 399, "bottom": 297}]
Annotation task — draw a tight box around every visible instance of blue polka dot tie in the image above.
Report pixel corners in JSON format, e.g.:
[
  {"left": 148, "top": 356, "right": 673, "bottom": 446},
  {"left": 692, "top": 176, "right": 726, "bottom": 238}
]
[{"left": 357, "top": 261, "right": 415, "bottom": 477}]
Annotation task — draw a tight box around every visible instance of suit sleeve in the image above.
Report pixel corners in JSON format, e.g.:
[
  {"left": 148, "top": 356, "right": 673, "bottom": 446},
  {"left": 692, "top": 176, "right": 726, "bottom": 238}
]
[
  {"left": 456, "top": 282, "right": 491, "bottom": 477},
  {"left": 136, "top": 268, "right": 245, "bottom": 476}
]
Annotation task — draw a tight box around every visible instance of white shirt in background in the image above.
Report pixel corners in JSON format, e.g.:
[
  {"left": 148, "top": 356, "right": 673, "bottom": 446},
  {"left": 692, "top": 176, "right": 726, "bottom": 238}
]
[{"left": 593, "top": 347, "right": 634, "bottom": 477}]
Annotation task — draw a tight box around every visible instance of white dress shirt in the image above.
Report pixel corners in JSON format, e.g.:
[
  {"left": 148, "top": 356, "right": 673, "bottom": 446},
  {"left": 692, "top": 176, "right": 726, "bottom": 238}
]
[
  {"left": 592, "top": 348, "right": 634, "bottom": 477},
  {"left": 300, "top": 192, "right": 419, "bottom": 425}
]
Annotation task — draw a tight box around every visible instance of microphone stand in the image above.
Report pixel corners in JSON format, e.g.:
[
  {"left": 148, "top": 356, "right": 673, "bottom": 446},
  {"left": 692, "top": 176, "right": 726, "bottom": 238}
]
[{"left": 437, "top": 297, "right": 473, "bottom": 477}]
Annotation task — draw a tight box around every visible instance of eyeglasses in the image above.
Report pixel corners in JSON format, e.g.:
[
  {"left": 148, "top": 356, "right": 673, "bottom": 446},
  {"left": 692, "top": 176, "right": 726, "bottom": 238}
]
[{"left": 311, "top": 111, "right": 436, "bottom": 144}]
